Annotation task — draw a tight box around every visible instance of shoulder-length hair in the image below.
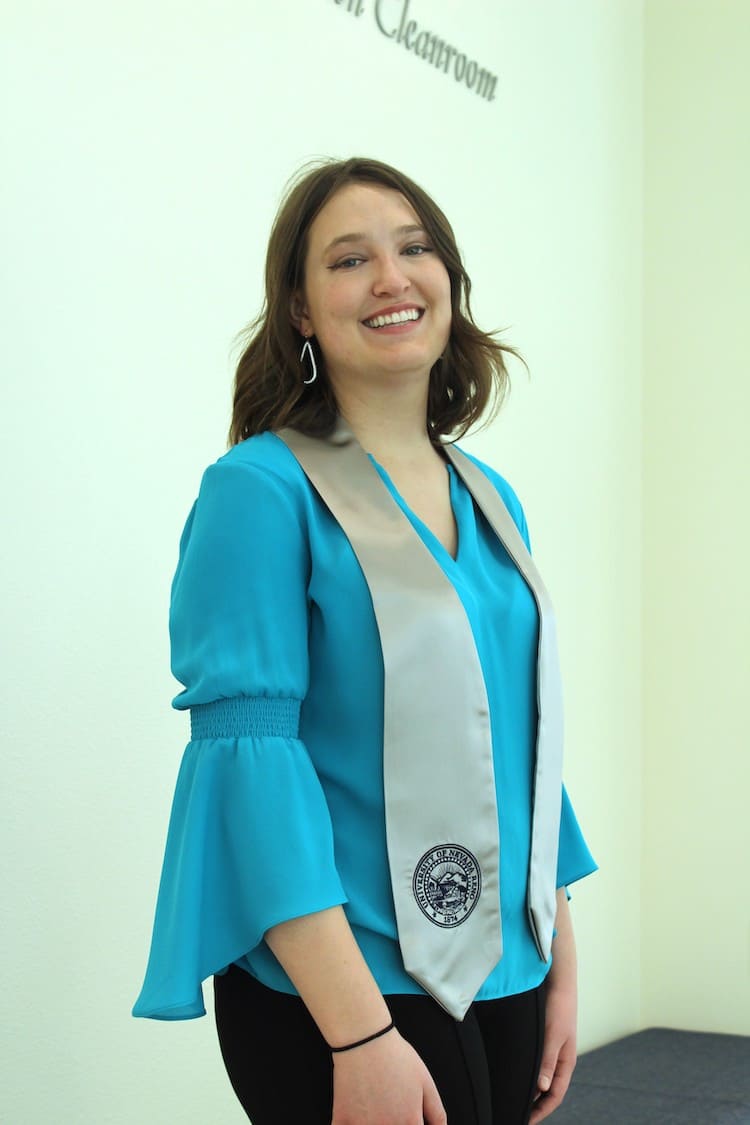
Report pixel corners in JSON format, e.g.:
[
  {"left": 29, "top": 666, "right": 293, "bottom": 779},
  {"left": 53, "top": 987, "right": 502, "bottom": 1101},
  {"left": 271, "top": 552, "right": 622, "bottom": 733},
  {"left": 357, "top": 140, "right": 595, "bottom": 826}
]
[{"left": 229, "top": 157, "right": 521, "bottom": 446}]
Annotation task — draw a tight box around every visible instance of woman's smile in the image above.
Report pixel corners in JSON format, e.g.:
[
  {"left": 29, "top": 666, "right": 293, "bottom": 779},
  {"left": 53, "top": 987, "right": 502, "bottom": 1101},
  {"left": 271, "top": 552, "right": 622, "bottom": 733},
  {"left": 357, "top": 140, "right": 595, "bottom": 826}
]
[{"left": 361, "top": 304, "right": 425, "bottom": 331}]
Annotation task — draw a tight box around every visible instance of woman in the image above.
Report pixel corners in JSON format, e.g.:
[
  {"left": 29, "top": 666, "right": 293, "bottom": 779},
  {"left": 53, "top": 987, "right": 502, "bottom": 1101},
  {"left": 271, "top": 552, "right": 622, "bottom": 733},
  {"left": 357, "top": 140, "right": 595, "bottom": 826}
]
[{"left": 133, "top": 157, "right": 597, "bottom": 1125}]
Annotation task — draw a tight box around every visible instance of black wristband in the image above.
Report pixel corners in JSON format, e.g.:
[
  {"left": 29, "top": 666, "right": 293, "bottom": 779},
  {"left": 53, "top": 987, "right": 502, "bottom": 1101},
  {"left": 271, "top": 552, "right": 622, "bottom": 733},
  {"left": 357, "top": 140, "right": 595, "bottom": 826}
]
[{"left": 329, "top": 1019, "right": 395, "bottom": 1053}]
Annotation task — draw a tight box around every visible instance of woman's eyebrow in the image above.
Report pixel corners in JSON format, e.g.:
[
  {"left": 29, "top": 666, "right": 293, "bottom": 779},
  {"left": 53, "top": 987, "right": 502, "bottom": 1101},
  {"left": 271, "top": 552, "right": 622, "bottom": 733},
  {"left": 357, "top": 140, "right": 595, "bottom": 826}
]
[{"left": 322, "top": 224, "right": 426, "bottom": 255}]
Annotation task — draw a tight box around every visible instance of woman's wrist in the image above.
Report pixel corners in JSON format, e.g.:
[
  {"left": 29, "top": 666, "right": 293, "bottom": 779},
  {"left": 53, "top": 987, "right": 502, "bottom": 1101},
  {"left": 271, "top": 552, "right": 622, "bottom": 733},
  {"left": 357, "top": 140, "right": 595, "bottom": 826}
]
[{"left": 329, "top": 1019, "right": 396, "bottom": 1053}]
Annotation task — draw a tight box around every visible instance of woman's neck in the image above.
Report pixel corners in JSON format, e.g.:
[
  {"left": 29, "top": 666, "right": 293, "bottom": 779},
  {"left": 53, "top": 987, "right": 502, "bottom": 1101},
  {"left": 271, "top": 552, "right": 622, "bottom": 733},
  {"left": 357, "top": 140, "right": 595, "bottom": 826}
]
[{"left": 332, "top": 376, "right": 438, "bottom": 467}]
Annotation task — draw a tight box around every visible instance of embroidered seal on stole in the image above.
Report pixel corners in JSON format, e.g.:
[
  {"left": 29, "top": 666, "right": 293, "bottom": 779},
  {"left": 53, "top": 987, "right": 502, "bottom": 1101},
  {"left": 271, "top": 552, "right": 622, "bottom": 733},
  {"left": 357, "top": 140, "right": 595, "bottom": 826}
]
[{"left": 413, "top": 844, "right": 482, "bottom": 928}]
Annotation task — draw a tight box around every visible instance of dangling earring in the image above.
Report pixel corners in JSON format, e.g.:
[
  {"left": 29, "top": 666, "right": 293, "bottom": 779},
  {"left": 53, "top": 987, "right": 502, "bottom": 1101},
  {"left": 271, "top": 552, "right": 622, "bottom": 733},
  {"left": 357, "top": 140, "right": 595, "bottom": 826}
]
[{"left": 300, "top": 336, "right": 317, "bottom": 385}]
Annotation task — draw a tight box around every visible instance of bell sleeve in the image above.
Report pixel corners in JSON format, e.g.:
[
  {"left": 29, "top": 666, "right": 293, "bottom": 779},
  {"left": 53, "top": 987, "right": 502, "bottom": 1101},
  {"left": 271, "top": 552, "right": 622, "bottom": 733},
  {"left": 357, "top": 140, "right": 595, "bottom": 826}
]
[
  {"left": 132, "top": 459, "right": 347, "bottom": 1020},
  {"left": 556, "top": 784, "right": 597, "bottom": 889}
]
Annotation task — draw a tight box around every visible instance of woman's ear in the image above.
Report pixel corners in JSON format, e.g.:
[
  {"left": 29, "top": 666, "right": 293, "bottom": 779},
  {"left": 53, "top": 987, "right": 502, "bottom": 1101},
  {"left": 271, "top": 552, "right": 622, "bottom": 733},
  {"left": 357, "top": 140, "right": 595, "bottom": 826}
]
[{"left": 290, "top": 291, "right": 312, "bottom": 337}]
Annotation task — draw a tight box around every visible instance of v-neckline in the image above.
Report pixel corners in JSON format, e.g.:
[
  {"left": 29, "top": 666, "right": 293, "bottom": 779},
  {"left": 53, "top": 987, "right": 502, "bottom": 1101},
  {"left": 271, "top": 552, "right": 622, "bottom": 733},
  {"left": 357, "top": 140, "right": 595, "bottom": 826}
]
[{"left": 367, "top": 455, "right": 461, "bottom": 567}]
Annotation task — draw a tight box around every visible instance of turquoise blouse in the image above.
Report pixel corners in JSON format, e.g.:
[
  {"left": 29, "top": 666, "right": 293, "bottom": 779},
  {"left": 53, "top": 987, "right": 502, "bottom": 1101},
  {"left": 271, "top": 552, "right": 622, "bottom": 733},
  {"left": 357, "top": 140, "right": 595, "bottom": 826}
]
[{"left": 133, "top": 432, "right": 597, "bottom": 1020}]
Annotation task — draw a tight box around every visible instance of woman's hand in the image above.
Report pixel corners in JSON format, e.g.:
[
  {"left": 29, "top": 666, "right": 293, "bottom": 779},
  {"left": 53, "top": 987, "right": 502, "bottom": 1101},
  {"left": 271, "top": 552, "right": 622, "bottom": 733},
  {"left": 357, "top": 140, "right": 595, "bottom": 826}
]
[
  {"left": 332, "top": 1029, "right": 447, "bottom": 1125},
  {"left": 529, "top": 889, "right": 578, "bottom": 1123},
  {"left": 265, "top": 908, "right": 446, "bottom": 1123},
  {"left": 529, "top": 980, "right": 577, "bottom": 1123}
]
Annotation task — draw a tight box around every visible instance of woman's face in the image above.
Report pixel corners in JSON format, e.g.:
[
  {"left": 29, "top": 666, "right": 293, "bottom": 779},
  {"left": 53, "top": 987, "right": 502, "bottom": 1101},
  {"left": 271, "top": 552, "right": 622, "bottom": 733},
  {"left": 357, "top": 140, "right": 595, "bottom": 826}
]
[{"left": 296, "top": 182, "right": 452, "bottom": 390}]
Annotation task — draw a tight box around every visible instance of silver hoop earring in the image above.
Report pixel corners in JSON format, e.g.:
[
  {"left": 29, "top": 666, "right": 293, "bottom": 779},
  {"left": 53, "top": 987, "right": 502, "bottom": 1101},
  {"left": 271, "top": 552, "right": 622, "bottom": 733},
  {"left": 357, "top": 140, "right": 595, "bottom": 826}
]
[{"left": 300, "top": 337, "right": 317, "bottom": 385}]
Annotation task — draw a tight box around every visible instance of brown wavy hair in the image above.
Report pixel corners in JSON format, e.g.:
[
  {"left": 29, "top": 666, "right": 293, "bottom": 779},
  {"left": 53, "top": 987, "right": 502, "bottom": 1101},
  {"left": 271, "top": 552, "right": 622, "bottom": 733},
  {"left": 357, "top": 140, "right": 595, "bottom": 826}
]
[{"left": 229, "top": 157, "right": 522, "bottom": 446}]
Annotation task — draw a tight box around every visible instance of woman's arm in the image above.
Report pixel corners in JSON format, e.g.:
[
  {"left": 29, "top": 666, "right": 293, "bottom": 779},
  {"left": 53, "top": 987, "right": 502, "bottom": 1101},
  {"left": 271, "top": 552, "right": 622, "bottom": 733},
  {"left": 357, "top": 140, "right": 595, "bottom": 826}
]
[
  {"left": 529, "top": 888, "right": 578, "bottom": 1124},
  {"left": 265, "top": 906, "right": 446, "bottom": 1125}
]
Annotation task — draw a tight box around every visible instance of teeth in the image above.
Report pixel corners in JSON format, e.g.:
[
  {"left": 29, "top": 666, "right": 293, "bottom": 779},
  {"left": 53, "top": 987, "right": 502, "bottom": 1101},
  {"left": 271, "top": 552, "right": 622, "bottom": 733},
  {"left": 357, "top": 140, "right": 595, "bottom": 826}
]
[{"left": 364, "top": 308, "right": 421, "bottom": 328}]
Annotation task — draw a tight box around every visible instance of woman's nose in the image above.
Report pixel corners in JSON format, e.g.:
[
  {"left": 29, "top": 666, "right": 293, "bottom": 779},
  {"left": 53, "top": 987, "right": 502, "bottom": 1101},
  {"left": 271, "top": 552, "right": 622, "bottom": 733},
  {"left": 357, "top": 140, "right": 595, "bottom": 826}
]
[{"left": 372, "top": 253, "right": 410, "bottom": 295}]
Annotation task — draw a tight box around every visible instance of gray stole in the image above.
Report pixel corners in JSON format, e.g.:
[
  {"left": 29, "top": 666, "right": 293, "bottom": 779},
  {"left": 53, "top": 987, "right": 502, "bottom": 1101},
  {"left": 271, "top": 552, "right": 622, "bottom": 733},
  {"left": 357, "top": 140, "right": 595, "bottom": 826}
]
[{"left": 277, "top": 423, "right": 563, "bottom": 1020}]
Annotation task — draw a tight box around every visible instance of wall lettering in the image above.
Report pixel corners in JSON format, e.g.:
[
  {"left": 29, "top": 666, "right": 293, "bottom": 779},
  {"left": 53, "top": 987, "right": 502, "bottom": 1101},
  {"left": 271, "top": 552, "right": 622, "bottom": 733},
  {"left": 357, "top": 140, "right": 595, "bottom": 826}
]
[{"left": 332, "top": 0, "right": 497, "bottom": 103}]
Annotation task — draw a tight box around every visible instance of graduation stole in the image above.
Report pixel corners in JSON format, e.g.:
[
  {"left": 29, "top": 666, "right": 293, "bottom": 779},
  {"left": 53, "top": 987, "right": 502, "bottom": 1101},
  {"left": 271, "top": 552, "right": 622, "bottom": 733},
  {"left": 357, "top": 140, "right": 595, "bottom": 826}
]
[{"left": 277, "top": 422, "right": 563, "bottom": 1020}]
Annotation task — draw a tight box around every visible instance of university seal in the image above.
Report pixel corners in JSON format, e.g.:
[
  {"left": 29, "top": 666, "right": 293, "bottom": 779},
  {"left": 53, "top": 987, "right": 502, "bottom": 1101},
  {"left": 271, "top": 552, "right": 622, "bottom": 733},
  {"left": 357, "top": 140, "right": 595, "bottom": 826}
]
[{"left": 412, "top": 844, "right": 481, "bottom": 928}]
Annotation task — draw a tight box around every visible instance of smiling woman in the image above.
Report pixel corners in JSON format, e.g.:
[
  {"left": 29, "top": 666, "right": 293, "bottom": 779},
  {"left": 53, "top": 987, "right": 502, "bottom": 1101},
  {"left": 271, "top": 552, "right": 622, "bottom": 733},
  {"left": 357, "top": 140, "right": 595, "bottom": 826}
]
[
  {"left": 133, "top": 156, "right": 597, "bottom": 1125},
  {"left": 229, "top": 157, "right": 518, "bottom": 444},
  {"left": 292, "top": 182, "right": 452, "bottom": 403}
]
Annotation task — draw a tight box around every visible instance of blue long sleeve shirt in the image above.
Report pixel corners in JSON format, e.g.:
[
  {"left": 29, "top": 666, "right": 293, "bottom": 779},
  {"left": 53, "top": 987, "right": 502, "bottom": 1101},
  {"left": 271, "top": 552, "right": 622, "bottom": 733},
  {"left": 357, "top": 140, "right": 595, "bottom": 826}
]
[{"left": 133, "top": 433, "right": 596, "bottom": 1020}]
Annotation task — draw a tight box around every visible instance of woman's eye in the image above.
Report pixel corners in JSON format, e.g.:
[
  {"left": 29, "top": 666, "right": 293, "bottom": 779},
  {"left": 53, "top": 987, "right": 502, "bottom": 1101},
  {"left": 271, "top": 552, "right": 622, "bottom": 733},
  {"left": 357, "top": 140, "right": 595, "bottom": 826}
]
[
  {"left": 331, "top": 256, "right": 365, "bottom": 270},
  {"left": 403, "top": 244, "right": 432, "bottom": 256}
]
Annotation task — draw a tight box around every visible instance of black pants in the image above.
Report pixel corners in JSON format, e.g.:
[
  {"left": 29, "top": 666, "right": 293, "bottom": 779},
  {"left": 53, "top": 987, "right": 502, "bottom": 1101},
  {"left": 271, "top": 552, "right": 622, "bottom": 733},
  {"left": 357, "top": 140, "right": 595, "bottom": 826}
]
[{"left": 214, "top": 964, "right": 546, "bottom": 1124}]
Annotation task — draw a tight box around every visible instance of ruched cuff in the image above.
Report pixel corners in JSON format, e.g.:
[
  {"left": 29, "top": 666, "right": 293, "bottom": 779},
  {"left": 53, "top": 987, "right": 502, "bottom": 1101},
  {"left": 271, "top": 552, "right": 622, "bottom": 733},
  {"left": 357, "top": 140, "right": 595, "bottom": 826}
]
[{"left": 188, "top": 697, "right": 301, "bottom": 741}]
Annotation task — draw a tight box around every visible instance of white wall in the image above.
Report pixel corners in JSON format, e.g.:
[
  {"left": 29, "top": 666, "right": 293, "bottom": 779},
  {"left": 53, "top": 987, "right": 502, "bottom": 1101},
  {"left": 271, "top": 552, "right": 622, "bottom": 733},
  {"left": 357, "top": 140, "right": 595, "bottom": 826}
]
[
  {"left": 3, "top": 2, "right": 643, "bottom": 1121},
  {"left": 642, "top": 0, "right": 750, "bottom": 1035}
]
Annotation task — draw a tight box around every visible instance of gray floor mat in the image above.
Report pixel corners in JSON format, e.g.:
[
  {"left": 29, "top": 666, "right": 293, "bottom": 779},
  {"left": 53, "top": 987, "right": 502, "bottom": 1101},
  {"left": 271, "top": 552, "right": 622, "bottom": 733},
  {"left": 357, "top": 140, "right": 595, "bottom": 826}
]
[{"left": 551, "top": 1028, "right": 750, "bottom": 1124}]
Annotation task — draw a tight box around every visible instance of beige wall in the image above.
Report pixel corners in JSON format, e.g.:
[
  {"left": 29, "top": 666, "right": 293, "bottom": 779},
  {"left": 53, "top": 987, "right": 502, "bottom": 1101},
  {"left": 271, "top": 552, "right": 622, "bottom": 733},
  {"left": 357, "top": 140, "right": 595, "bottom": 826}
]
[
  {"left": 8, "top": 0, "right": 746, "bottom": 1121},
  {"left": 642, "top": 0, "right": 750, "bottom": 1034}
]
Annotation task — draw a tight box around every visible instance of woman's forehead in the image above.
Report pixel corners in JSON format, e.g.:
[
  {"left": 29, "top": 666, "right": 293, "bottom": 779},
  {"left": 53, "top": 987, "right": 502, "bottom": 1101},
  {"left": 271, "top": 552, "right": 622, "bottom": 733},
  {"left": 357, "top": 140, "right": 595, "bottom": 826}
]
[{"left": 307, "top": 183, "right": 421, "bottom": 251}]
